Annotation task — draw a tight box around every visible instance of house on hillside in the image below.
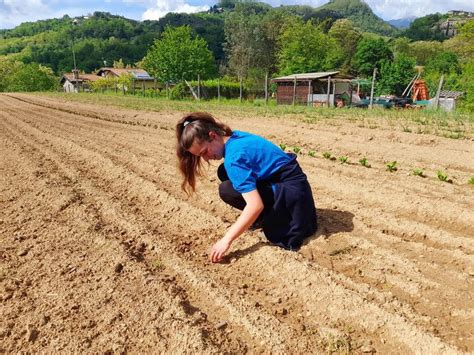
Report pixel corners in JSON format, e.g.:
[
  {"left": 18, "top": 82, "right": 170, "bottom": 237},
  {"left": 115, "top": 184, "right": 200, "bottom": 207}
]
[
  {"left": 60, "top": 70, "right": 101, "bottom": 93},
  {"left": 96, "top": 67, "right": 156, "bottom": 90},
  {"left": 271, "top": 71, "right": 355, "bottom": 106}
]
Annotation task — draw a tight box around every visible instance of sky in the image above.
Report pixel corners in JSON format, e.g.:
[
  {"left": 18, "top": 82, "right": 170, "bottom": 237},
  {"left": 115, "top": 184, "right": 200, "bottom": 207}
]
[{"left": 1, "top": 0, "right": 474, "bottom": 30}]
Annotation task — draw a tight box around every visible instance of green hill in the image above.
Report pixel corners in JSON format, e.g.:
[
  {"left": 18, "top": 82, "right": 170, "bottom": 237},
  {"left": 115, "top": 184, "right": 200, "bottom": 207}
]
[{"left": 316, "top": 0, "right": 397, "bottom": 36}]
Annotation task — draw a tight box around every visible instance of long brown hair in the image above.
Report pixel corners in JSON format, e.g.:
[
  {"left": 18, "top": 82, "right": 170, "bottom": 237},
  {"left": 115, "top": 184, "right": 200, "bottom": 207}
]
[{"left": 176, "top": 112, "right": 232, "bottom": 194}]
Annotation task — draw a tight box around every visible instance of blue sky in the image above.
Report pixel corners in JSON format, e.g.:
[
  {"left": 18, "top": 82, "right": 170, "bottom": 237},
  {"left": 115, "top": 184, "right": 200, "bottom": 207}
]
[{"left": 1, "top": 0, "right": 473, "bottom": 30}]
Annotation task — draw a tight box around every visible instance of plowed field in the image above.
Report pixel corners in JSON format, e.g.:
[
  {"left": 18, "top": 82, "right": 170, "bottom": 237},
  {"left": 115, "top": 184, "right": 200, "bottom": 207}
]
[{"left": 1, "top": 93, "right": 473, "bottom": 353}]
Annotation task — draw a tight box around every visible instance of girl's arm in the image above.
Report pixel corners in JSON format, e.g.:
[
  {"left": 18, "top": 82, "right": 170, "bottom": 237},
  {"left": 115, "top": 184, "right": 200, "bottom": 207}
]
[{"left": 210, "top": 189, "right": 264, "bottom": 262}]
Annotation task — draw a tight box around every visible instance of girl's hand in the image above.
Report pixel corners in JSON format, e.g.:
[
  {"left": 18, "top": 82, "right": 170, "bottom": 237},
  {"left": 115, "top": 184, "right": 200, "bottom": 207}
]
[{"left": 210, "top": 237, "right": 232, "bottom": 263}]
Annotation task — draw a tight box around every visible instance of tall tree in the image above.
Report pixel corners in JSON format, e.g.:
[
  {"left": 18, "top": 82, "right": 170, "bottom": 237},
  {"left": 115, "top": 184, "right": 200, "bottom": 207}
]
[
  {"left": 354, "top": 37, "right": 393, "bottom": 77},
  {"left": 277, "top": 18, "right": 340, "bottom": 75},
  {"left": 224, "top": 2, "right": 273, "bottom": 78},
  {"left": 328, "top": 19, "right": 362, "bottom": 74},
  {"left": 377, "top": 54, "right": 416, "bottom": 95},
  {"left": 142, "top": 25, "right": 216, "bottom": 83}
]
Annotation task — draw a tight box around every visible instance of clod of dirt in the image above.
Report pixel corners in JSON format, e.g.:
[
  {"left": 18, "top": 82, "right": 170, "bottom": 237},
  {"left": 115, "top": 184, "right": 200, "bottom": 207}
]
[
  {"left": 26, "top": 326, "right": 39, "bottom": 342},
  {"left": 215, "top": 321, "right": 227, "bottom": 330},
  {"left": 40, "top": 315, "right": 50, "bottom": 326},
  {"left": 114, "top": 263, "right": 124, "bottom": 273},
  {"left": 361, "top": 344, "right": 376, "bottom": 353},
  {"left": 17, "top": 248, "right": 29, "bottom": 256}
]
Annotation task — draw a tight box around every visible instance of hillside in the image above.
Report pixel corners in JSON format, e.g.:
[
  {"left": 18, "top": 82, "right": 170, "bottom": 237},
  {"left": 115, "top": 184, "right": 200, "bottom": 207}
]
[{"left": 316, "top": 0, "right": 398, "bottom": 36}]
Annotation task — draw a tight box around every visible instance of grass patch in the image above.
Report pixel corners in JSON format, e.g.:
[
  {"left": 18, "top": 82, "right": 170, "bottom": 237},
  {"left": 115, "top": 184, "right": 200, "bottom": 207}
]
[{"left": 35, "top": 92, "right": 474, "bottom": 139}]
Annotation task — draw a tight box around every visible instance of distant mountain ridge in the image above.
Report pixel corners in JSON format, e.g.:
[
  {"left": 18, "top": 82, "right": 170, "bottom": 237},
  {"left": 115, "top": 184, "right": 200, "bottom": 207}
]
[
  {"left": 316, "top": 0, "right": 398, "bottom": 35},
  {"left": 387, "top": 17, "right": 416, "bottom": 29}
]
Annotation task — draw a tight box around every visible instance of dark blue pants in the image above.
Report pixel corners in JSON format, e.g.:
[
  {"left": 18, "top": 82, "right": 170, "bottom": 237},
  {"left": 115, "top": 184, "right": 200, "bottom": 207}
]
[{"left": 217, "top": 155, "right": 317, "bottom": 250}]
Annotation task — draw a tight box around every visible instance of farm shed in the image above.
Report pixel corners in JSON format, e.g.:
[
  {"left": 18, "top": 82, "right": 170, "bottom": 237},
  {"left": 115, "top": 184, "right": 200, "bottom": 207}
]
[
  {"left": 272, "top": 71, "right": 354, "bottom": 106},
  {"left": 428, "top": 90, "right": 465, "bottom": 112},
  {"left": 96, "top": 67, "right": 156, "bottom": 90},
  {"left": 60, "top": 71, "right": 101, "bottom": 93}
]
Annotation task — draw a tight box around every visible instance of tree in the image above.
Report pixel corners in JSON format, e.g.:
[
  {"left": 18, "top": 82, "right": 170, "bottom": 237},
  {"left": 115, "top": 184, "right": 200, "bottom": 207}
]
[
  {"left": 377, "top": 54, "right": 416, "bottom": 95},
  {"left": 391, "top": 37, "right": 411, "bottom": 57},
  {"left": 224, "top": 2, "right": 273, "bottom": 78},
  {"left": 425, "top": 52, "right": 461, "bottom": 75},
  {"left": 4, "top": 62, "right": 57, "bottom": 92},
  {"left": 142, "top": 25, "right": 216, "bottom": 83},
  {"left": 277, "top": 19, "right": 340, "bottom": 75},
  {"left": 407, "top": 40, "right": 443, "bottom": 66},
  {"left": 328, "top": 19, "right": 362, "bottom": 74},
  {"left": 354, "top": 37, "right": 393, "bottom": 77}
]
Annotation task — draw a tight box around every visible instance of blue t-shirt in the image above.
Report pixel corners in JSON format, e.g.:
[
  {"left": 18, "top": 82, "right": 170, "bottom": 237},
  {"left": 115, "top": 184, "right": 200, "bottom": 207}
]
[{"left": 223, "top": 130, "right": 291, "bottom": 193}]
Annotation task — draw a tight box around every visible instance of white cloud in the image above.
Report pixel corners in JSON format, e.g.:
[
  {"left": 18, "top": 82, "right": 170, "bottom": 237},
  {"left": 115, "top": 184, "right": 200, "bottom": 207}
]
[
  {"left": 1, "top": 0, "right": 51, "bottom": 28},
  {"left": 138, "top": 0, "right": 209, "bottom": 21}
]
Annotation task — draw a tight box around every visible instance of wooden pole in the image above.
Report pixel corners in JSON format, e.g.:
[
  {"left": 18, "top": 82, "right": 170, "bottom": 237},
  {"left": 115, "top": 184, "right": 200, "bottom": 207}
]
[
  {"left": 184, "top": 80, "right": 198, "bottom": 100},
  {"left": 217, "top": 78, "right": 220, "bottom": 101},
  {"left": 307, "top": 80, "right": 311, "bottom": 106},
  {"left": 132, "top": 78, "right": 135, "bottom": 95},
  {"left": 239, "top": 76, "right": 243, "bottom": 103},
  {"left": 369, "top": 68, "right": 377, "bottom": 109},
  {"left": 434, "top": 75, "right": 444, "bottom": 109},
  {"left": 197, "top": 74, "right": 201, "bottom": 100},
  {"left": 265, "top": 72, "right": 268, "bottom": 105},
  {"left": 326, "top": 76, "right": 331, "bottom": 107},
  {"left": 292, "top": 76, "right": 297, "bottom": 105},
  {"left": 166, "top": 82, "right": 169, "bottom": 99},
  {"left": 142, "top": 81, "right": 145, "bottom": 96},
  {"left": 153, "top": 79, "right": 156, "bottom": 97},
  {"left": 332, "top": 81, "right": 336, "bottom": 106}
]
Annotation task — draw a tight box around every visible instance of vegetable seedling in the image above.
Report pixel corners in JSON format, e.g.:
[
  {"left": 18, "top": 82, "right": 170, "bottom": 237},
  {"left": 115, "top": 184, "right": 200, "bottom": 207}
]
[
  {"left": 436, "top": 170, "right": 452, "bottom": 183},
  {"left": 292, "top": 146, "right": 301, "bottom": 154},
  {"left": 359, "top": 158, "right": 371, "bottom": 168},
  {"left": 279, "top": 143, "right": 287, "bottom": 151},
  {"left": 386, "top": 161, "right": 398, "bottom": 172},
  {"left": 469, "top": 177, "right": 474, "bottom": 185},
  {"left": 412, "top": 168, "right": 425, "bottom": 177},
  {"left": 338, "top": 156, "right": 349, "bottom": 164},
  {"left": 322, "top": 152, "right": 332, "bottom": 160},
  {"left": 308, "top": 150, "right": 316, "bottom": 157}
]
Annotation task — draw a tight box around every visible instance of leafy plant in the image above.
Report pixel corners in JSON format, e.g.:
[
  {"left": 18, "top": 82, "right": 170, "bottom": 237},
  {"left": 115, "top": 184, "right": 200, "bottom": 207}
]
[
  {"left": 412, "top": 168, "right": 425, "bottom": 177},
  {"left": 322, "top": 152, "right": 332, "bottom": 160},
  {"left": 469, "top": 177, "right": 474, "bottom": 185},
  {"left": 386, "top": 161, "right": 398, "bottom": 172},
  {"left": 308, "top": 150, "right": 316, "bottom": 157},
  {"left": 359, "top": 157, "right": 371, "bottom": 168},
  {"left": 279, "top": 143, "right": 287, "bottom": 151},
  {"left": 338, "top": 156, "right": 349, "bottom": 164},
  {"left": 292, "top": 146, "right": 301, "bottom": 154},
  {"left": 436, "top": 170, "right": 452, "bottom": 183}
]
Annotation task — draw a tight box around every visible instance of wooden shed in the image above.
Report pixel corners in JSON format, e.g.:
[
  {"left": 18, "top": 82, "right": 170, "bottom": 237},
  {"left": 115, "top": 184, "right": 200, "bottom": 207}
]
[{"left": 272, "top": 71, "right": 354, "bottom": 106}]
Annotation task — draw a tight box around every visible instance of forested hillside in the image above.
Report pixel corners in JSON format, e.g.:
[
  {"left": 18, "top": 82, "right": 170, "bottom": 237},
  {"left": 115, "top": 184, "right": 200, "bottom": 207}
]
[{"left": 0, "top": 0, "right": 473, "bottom": 110}]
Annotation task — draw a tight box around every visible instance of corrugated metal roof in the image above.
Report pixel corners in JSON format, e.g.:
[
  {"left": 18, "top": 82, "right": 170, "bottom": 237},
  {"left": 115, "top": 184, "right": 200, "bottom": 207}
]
[
  {"left": 439, "top": 90, "right": 464, "bottom": 99},
  {"left": 272, "top": 71, "right": 340, "bottom": 81},
  {"left": 62, "top": 73, "right": 102, "bottom": 83}
]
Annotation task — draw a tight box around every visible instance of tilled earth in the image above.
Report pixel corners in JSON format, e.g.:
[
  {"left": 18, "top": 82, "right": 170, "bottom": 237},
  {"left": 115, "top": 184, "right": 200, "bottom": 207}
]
[{"left": 1, "top": 93, "right": 473, "bottom": 353}]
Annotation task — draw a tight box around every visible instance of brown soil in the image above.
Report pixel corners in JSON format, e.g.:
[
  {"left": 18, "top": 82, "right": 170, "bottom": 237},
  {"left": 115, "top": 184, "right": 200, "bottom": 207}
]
[{"left": 1, "top": 93, "right": 473, "bottom": 353}]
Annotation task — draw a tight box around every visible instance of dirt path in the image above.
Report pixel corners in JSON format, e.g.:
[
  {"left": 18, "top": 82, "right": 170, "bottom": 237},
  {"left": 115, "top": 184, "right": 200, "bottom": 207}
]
[{"left": 1, "top": 93, "right": 473, "bottom": 353}]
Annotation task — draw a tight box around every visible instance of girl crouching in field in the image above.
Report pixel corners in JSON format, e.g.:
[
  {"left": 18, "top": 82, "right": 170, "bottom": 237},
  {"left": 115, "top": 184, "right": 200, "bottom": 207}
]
[{"left": 176, "top": 112, "right": 317, "bottom": 263}]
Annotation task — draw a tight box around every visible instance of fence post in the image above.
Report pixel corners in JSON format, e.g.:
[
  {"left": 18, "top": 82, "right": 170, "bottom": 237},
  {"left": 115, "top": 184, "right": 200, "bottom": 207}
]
[
  {"left": 434, "top": 74, "right": 444, "bottom": 109},
  {"left": 239, "top": 76, "right": 243, "bottom": 103},
  {"left": 265, "top": 72, "right": 268, "bottom": 105},
  {"left": 153, "top": 79, "right": 157, "bottom": 97},
  {"left": 307, "top": 80, "right": 311, "bottom": 106},
  {"left": 197, "top": 74, "right": 201, "bottom": 100},
  {"left": 292, "top": 76, "right": 297, "bottom": 105},
  {"left": 166, "top": 82, "right": 169, "bottom": 99},
  {"left": 369, "top": 68, "right": 377, "bottom": 109},
  {"left": 132, "top": 78, "right": 135, "bottom": 95},
  {"left": 142, "top": 81, "right": 145, "bottom": 96},
  {"left": 217, "top": 78, "right": 221, "bottom": 102},
  {"left": 326, "top": 76, "right": 331, "bottom": 107}
]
